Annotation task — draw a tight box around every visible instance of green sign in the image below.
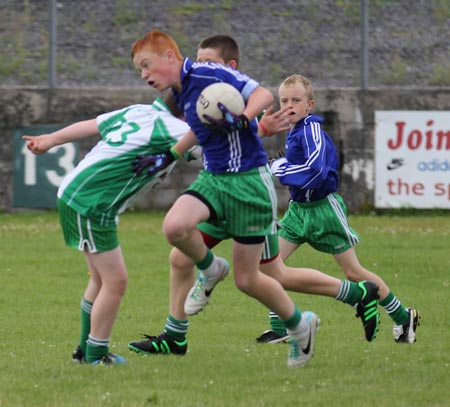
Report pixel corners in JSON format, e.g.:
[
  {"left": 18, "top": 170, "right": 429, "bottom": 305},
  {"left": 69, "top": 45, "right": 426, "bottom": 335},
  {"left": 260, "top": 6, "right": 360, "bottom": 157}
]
[{"left": 13, "top": 125, "right": 78, "bottom": 208}]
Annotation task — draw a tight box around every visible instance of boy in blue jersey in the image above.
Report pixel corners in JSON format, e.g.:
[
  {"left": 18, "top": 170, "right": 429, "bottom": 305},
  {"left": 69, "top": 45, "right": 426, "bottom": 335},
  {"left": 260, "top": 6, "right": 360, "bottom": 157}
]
[
  {"left": 269, "top": 74, "right": 420, "bottom": 343},
  {"left": 130, "top": 29, "right": 320, "bottom": 367},
  {"left": 128, "top": 35, "right": 381, "bottom": 358}
]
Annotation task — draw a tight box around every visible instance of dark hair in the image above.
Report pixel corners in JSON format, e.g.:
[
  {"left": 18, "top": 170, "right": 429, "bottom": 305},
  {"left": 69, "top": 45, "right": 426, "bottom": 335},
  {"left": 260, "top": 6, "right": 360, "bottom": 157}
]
[{"left": 197, "top": 35, "right": 240, "bottom": 66}]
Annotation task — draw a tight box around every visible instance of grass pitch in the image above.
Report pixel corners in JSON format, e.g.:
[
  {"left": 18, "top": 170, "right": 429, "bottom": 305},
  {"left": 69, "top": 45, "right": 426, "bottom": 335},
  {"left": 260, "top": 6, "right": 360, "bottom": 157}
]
[{"left": 0, "top": 211, "right": 449, "bottom": 407}]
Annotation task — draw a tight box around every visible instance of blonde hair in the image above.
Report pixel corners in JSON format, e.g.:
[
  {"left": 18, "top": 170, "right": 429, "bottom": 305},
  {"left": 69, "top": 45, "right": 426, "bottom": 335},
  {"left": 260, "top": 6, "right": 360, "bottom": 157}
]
[
  {"left": 280, "top": 74, "right": 314, "bottom": 101},
  {"left": 131, "top": 29, "right": 183, "bottom": 60}
]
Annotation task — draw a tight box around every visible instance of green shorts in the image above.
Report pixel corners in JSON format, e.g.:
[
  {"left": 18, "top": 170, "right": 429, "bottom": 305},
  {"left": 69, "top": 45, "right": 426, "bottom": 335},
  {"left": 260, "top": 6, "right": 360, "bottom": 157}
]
[
  {"left": 198, "top": 221, "right": 280, "bottom": 260},
  {"left": 279, "top": 193, "right": 359, "bottom": 254},
  {"left": 261, "top": 230, "right": 280, "bottom": 262},
  {"left": 57, "top": 199, "right": 119, "bottom": 253},
  {"left": 186, "top": 166, "right": 277, "bottom": 240}
]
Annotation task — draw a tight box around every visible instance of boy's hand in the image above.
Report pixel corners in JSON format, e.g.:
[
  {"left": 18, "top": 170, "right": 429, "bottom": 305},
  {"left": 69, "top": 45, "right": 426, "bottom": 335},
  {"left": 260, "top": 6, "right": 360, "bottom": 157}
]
[
  {"left": 258, "top": 106, "right": 290, "bottom": 137},
  {"left": 203, "top": 102, "right": 250, "bottom": 134},
  {"left": 131, "top": 150, "right": 176, "bottom": 176},
  {"left": 22, "top": 134, "right": 53, "bottom": 155},
  {"left": 268, "top": 149, "right": 285, "bottom": 167}
]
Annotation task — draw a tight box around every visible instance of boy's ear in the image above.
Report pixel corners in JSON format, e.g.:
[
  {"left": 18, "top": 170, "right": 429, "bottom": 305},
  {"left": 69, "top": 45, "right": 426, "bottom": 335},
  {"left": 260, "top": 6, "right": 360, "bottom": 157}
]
[
  {"left": 228, "top": 60, "right": 238, "bottom": 70},
  {"left": 166, "top": 48, "right": 176, "bottom": 62}
]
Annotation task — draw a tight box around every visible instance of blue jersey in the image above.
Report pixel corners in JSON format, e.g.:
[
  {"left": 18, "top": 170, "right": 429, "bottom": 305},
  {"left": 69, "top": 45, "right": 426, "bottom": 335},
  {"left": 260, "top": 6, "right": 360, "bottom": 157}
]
[
  {"left": 272, "top": 115, "right": 339, "bottom": 202},
  {"left": 173, "top": 58, "right": 268, "bottom": 173}
]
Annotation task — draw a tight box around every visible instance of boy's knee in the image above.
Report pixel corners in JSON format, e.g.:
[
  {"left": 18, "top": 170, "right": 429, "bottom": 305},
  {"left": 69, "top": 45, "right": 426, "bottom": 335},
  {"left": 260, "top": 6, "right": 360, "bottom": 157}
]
[
  {"left": 111, "top": 276, "right": 127, "bottom": 297},
  {"left": 169, "top": 248, "right": 195, "bottom": 271},
  {"left": 163, "top": 218, "right": 189, "bottom": 244},
  {"left": 234, "top": 274, "right": 253, "bottom": 295},
  {"left": 119, "top": 275, "right": 128, "bottom": 293}
]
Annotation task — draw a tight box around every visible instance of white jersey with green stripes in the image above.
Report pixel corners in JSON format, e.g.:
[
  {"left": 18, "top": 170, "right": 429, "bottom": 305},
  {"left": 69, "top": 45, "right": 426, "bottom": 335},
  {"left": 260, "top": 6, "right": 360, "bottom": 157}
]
[{"left": 57, "top": 98, "right": 190, "bottom": 225}]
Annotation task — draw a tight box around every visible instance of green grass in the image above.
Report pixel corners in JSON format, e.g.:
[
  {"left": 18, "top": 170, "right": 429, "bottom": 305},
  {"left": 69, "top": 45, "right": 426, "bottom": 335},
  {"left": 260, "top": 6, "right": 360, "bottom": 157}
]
[{"left": 1, "top": 211, "right": 449, "bottom": 407}]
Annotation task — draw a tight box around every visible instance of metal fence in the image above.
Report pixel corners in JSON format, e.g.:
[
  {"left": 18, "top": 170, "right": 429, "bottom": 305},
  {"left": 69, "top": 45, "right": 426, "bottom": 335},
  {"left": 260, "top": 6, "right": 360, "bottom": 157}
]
[{"left": 1, "top": 0, "right": 449, "bottom": 89}]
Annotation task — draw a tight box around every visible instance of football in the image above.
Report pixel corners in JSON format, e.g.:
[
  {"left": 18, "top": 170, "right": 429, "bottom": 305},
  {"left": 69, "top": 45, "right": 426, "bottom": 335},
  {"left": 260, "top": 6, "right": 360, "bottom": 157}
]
[{"left": 196, "top": 82, "right": 245, "bottom": 125}]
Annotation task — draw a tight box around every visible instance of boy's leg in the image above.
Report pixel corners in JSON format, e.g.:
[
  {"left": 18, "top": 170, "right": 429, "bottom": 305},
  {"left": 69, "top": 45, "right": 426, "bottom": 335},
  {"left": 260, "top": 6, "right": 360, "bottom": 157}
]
[
  {"left": 169, "top": 248, "right": 197, "bottom": 320},
  {"left": 232, "top": 241, "right": 318, "bottom": 367},
  {"left": 84, "top": 248, "right": 127, "bottom": 364},
  {"left": 128, "top": 224, "right": 229, "bottom": 355},
  {"left": 162, "top": 193, "right": 230, "bottom": 315},
  {"left": 128, "top": 248, "right": 193, "bottom": 355},
  {"left": 319, "top": 194, "right": 418, "bottom": 342},
  {"left": 334, "top": 248, "right": 417, "bottom": 342},
  {"left": 258, "top": 250, "right": 380, "bottom": 342},
  {"left": 58, "top": 200, "right": 126, "bottom": 364},
  {"left": 72, "top": 278, "right": 98, "bottom": 362},
  {"left": 162, "top": 194, "right": 211, "bottom": 262},
  {"left": 257, "top": 236, "right": 296, "bottom": 344}
]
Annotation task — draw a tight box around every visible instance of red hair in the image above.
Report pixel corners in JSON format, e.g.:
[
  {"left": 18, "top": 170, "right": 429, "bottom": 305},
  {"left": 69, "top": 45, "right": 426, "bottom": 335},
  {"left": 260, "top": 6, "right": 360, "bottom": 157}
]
[{"left": 131, "top": 29, "right": 183, "bottom": 60}]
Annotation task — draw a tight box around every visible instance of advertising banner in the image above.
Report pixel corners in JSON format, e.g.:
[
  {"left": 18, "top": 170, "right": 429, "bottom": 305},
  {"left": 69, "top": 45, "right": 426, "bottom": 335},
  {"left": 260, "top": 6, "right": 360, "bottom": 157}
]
[{"left": 375, "top": 111, "right": 450, "bottom": 209}]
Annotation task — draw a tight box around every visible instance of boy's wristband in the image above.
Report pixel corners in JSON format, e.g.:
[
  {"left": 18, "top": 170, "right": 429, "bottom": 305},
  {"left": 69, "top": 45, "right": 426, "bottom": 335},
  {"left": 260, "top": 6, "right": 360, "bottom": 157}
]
[
  {"left": 169, "top": 146, "right": 181, "bottom": 159},
  {"left": 258, "top": 121, "right": 270, "bottom": 137}
]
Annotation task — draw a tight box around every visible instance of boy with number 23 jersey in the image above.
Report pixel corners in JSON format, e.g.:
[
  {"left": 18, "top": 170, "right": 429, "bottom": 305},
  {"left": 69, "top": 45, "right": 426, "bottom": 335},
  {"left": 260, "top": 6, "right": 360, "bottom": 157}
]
[
  {"left": 58, "top": 99, "right": 190, "bottom": 227},
  {"left": 24, "top": 98, "right": 192, "bottom": 365}
]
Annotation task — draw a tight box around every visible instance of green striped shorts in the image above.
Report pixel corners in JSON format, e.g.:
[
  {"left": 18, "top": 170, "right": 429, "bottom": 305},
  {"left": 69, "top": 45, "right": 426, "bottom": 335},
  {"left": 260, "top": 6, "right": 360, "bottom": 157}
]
[
  {"left": 185, "top": 166, "right": 278, "bottom": 239},
  {"left": 57, "top": 199, "right": 119, "bottom": 253},
  {"left": 279, "top": 193, "right": 360, "bottom": 254}
]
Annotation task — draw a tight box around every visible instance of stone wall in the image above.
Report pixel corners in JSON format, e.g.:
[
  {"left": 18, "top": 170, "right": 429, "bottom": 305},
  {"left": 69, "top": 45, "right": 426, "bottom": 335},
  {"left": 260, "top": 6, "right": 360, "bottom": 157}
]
[{"left": 1, "top": 86, "right": 449, "bottom": 213}]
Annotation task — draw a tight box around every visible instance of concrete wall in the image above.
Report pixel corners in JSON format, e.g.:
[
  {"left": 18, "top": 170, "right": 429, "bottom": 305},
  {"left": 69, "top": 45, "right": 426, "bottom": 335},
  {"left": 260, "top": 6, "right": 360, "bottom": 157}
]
[{"left": 1, "top": 86, "right": 449, "bottom": 213}]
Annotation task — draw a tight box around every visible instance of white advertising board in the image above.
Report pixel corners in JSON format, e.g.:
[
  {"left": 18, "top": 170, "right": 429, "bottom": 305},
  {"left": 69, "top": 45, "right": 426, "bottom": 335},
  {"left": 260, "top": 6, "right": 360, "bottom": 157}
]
[{"left": 375, "top": 111, "right": 450, "bottom": 209}]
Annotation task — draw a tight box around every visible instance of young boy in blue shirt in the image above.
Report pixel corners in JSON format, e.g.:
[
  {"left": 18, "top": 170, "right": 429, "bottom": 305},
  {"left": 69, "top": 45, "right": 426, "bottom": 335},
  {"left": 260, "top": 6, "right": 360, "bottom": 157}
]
[{"left": 270, "top": 74, "right": 420, "bottom": 344}]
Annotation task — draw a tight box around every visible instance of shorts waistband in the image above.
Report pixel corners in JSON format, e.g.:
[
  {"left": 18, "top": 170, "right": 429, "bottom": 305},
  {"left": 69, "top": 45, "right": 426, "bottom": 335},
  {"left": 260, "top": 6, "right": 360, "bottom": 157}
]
[{"left": 291, "top": 193, "right": 336, "bottom": 207}]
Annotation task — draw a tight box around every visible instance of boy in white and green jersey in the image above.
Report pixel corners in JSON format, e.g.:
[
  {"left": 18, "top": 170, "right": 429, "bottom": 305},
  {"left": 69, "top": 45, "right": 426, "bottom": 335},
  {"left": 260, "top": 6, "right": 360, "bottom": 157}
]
[
  {"left": 23, "top": 98, "right": 193, "bottom": 365},
  {"left": 57, "top": 99, "right": 191, "bottom": 226}
]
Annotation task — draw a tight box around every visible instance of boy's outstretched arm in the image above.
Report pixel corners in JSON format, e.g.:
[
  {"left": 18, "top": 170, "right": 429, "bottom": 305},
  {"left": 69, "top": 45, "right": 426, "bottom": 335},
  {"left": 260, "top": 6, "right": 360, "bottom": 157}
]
[{"left": 23, "top": 119, "right": 99, "bottom": 155}]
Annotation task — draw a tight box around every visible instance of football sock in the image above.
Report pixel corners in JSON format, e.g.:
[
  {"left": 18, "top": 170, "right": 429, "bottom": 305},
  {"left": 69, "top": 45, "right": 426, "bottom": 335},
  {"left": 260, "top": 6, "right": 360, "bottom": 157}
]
[
  {"left": 336, "top": 280, "right": 364, "bottom": 305},
  {"left": 379, "top": 291, "right": 409, "bottom": 325},
  {"left": 196, "top": 250, "right": 223, "bottom": 279},
  {"left": 281, "top": 307, "right": 302, "bottom": 338},
  {"left": 268, "top": 311, "right": 287, "bottom": 335},
  {"left": 195, "top": 249, "right": 214, "bottom": 271},
  {"left": 85, "top": 335, "right": 109, "bottom": 363},
  {"left": 79, "top": 297, "right": 93, "bottom": 354},
  {"left": 165, "top": 314, "right": 189, "bottom": 342}
]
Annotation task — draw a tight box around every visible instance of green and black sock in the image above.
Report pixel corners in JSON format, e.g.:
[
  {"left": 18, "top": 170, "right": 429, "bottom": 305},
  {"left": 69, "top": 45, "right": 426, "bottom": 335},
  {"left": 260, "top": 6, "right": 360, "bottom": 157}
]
[
  {"left": 282, "top": 307, "right": 303, "bottom": 338},
  {"left": 85, "top": 335, "right": 109, "bottom": 363},
  {"left": 195, "top": 249, "right": 214, "bottom": 271},
  {"left": 165, "top": 314, "right": 189, "bottom": 342},
  {"left": 268, "top": 311, "right": 287, "bottom": 335},
  {"left": 336, "top": 280, "right": 365, "bottom": 305},
  {"left": 79, "top": 297, "right": 93, "bottom": 354},
  {"left": 380, "top": 291, "right": 409, "bottom": 325}
]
